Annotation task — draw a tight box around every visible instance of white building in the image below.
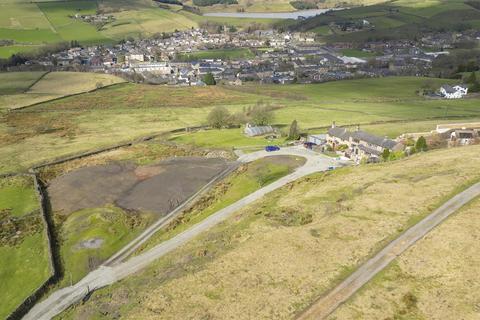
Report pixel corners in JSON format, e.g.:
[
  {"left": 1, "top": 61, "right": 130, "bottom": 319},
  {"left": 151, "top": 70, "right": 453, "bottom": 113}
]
[
  {"left": 440, "top": 84, "right": 468, "bottom": 99},
  {"left": 131, "top": 62, "right": 172, "bottom": 75}
]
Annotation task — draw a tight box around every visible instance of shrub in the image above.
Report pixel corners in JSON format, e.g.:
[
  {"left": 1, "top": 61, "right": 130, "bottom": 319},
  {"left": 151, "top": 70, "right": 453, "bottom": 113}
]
[
  {"left": 207, "top": 106, "right": 231, "bottom": 128},
  {"left": 193, "top": 0, "right": 237, "bottom": 6},
  {"left": 382, "top": 148, "right": 390, "bottom": 161},
  {"left": 287, "top": 119, "right": 300, "bottom": 140},
  {"left": 250, "top": 104, "right": 274, "bottom": 126},
  {"left": 415, "top": 136, "right": 428, "bottom": 152},
  {"left": 290, "top": 1, "right": 317, "bottom": 10},
  {"left": 203, "top": 72, "right": 216, "bottom": 85}
]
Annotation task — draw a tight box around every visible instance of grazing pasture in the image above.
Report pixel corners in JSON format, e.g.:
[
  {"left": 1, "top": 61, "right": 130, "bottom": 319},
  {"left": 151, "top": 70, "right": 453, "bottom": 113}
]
[
  {"left": 2, "top": 77, "right": 480, "bottom": 173},
  {"left": 0, "top": 71, "right": 46, "bottom": 95},
  {"left": 294, "top": 0, "right": 480, "bottom": 43},
  {"left": 0, "top": 71, "right": 125, "bottom": 110},
  {"left": 0, "top": 176, "right": 51, "bottom": 319}
]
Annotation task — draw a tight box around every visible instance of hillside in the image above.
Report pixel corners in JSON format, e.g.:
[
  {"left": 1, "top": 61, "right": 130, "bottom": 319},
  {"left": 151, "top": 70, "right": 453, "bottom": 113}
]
[
  {"left": 329, "top": 196, "right": 480, "bottom": 320},
  {"left": 290, "top": 0, "right": 480, "bottom": 42},
  {"left": 56, "top": 144, "right": 480, "bottom": 319},
  {"left": 0, "top": 0, "right": 391, "bottom": 58},
  {"left": 2, "top": 76, "right": 480, "bottom": 173}
]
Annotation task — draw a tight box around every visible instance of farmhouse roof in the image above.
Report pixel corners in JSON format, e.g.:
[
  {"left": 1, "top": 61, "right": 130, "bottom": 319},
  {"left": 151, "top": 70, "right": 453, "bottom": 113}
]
[
  {"left": 352, "top": 130, "right": 398, "bottom": 150},
  {"left": 441, "top": 84, "right": 456, "bottom": 93},
  {"left": 327, "top": 127, "right": 351, "bottom": 140},
  {"left": 358, "top": 144, "right": 382, "bottom": 156}
]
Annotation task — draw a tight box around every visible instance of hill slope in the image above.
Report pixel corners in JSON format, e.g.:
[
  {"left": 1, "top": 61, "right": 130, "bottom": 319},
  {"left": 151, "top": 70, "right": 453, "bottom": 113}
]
[
  {"left": 290, "top": 0, "right": 480, "bottom": 42},
  {"left": 56, "top": 144, "right": 480, "bottom": 319}
]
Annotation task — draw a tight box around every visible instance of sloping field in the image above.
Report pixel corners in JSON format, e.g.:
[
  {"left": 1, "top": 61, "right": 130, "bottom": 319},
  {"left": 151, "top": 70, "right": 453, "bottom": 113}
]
[
  {"left": 0, "top": 71, "right": 46, "bottom": 95},
  {"left": 101, "top": 7, "right": 197, "bottom": 39},
  {"left": 2, "top": 77, "right": 480, "bottom": 173},
  {"left": 0, "top": 176, "right": 51, "bottom": 319},
  {"left": 27, "top": 72, "right": 125, "bottom": 96},
  {"left": 0, "top": 71, "right": 125, "bottom": 110},
  {"left": 329, "top": 197, "right": 480, "bottom": 320},
  {"left": 57, "top": 144, "right": 480, "bottom": 320},
  {"left": 295, "top": 0, "right": 479, "bottom": 42}
]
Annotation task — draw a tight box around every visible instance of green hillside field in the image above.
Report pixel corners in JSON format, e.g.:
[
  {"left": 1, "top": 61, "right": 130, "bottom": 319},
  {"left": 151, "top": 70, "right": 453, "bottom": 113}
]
[
  {"left": 0, "top": 175, "right": 51, "bottom": 319},
  {"left": 1, "top": 76, "right": 480, "bottom": 173},
  {"left": 290, "top": 0, "right": 480, "bottom": 42}
]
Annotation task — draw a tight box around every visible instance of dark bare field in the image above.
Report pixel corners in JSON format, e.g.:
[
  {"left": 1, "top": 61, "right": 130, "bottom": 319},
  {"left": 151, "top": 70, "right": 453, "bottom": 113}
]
[{"left": 48, "top": 157, "right": 230, "bottom": 216}]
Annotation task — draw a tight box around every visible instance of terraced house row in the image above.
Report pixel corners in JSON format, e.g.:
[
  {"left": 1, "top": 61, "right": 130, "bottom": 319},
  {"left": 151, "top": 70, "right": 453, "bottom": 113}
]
[{"left": 326, "top": 123, "right": 404, "bottom": 163}]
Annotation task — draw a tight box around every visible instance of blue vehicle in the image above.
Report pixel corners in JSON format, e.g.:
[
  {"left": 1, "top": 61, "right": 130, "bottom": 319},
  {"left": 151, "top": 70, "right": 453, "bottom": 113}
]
[{"left": 265, "top": 145, "right": 280, "bottom": 152}]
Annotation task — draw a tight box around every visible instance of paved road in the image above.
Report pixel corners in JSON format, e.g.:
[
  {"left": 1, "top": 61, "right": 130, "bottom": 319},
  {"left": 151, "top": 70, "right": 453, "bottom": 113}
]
[
  {"left": 297, "top": 182, "right": 480, "bottom": 320},
  {"left": 24, "top": 147, "right": 341, "bottom": 320}
]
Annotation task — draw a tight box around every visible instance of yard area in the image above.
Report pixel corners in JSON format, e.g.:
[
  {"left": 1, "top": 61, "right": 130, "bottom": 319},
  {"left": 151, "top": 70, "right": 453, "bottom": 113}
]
[
  {"left": 0, "top": 176, "right": 51, "bottom": 319},
  {"left": 57, "top": 144, "right": 480, "bottom": 320}
]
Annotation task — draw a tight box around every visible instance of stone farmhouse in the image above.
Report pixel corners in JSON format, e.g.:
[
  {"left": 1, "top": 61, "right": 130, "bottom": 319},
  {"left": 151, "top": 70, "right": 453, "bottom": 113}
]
[
  {"left": 326, "top": 123, "right": 404, "bottom": 163},
  {"left": 440, "top": 84, "right": 468, "bottom": 99}
]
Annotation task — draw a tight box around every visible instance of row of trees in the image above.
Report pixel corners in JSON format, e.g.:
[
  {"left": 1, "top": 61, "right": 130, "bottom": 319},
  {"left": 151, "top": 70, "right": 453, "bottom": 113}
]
[{"left": 207, "top": 102, "right": 275, "bottom": 128}]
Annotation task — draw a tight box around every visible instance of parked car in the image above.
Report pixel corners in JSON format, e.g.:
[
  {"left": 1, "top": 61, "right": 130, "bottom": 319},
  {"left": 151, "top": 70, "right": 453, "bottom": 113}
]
[{"left": 265, "top": 145, "right": 280, "bottom": 152}]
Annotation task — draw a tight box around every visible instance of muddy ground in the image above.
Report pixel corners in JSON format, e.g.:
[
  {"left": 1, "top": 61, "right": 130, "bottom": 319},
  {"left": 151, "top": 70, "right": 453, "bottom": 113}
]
[{"left": 48, "top": 157, "right": 231, "bottom": 216}]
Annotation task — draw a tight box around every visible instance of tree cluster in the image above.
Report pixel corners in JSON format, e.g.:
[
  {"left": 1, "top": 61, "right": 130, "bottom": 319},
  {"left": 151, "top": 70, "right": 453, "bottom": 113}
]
[
  {"left": 203, "top": 72, "right": 216, "bottom": 85},
  {"left": 206, "top": 102, "right": 275, "bottom": 129},
  {"left": 193, "top": 0, "right": 237, "bottom": 6}
]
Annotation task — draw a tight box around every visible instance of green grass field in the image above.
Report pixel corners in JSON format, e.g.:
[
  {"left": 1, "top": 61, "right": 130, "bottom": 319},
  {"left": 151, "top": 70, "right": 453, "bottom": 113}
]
[
  {"left": 0, "top": 71, "right": 46, "bottom": 95},
  {"left": 340, "top": 48, "right": 378, "bottom": 58},
  {"left": 171, "top": 128, "right": 286, "bottom": 148},
  {"left": 176, "top": 48, "right": 255, "bottom": 61},
  {"left": 59, "top": 205, "right": 154, "bottom": 285},
  {"left": 2, "top": 76, "right": 480, "bottom": 173},
  {"left": 0, "top": 176, "right": 51, "bottom": 319},
  {"left": 294, "top": 0, "right": 480, "bottom": 42},
  {"left": 0, "top": 71, "right": 125, "bottom": 110}
]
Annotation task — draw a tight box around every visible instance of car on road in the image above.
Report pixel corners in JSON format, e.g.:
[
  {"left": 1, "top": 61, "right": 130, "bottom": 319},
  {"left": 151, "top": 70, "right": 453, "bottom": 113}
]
[{"left": 265, "top": 145, "right": 280, "bottom": 152}]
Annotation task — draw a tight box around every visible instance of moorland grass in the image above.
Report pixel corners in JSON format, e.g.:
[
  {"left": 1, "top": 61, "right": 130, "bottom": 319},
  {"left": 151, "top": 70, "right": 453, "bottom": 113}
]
[
  {"left": 330, "top": 196, "right": 480, "bottom": 320},
  {"left": 57, "top": 144, "right": 480, "bottom": 320}
]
